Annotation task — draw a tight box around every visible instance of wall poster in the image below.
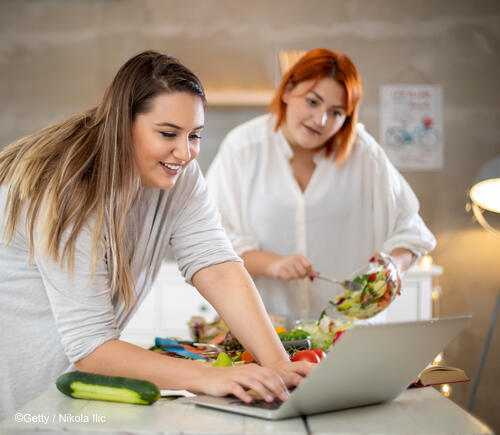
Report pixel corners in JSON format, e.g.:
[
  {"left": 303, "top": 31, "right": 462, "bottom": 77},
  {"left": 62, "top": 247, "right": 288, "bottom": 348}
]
[{"left": 380, "top": 84, "right": 443, "bottom": 170}]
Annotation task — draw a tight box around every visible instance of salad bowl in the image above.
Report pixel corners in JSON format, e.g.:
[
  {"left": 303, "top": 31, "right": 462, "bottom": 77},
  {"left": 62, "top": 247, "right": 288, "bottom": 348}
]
[{"left": 328, "top": 254, "right": 401, "bottom": 320}]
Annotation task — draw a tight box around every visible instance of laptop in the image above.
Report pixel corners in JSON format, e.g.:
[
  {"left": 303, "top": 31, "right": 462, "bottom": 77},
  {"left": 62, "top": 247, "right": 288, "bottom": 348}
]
[{"left": 187, "top": 316, "right": 471, "bottom": 420}]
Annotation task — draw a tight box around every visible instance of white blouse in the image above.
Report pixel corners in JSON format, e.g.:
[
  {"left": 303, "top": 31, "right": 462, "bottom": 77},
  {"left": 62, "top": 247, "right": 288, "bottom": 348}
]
[{"left": 206, "top": 114, "right": 436, "bottom": 324}]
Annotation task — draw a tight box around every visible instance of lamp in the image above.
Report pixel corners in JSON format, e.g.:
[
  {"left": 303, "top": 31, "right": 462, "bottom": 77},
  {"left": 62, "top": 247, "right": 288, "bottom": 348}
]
[
  {"left": 466, "top": 155, "right": 500, "bottom": 411},
  {"left": 467, "top": 155, "right": 500, "bottom": 237}
]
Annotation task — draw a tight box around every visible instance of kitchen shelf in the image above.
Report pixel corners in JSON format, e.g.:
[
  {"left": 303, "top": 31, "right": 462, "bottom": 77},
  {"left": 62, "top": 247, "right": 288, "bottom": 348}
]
[{"left": 205, "top": 89, "right": 274, "bottom": 106}]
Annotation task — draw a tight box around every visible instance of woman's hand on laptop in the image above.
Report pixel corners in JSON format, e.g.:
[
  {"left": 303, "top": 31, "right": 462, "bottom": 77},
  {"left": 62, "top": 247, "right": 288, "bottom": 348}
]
[
  {"left": 267, "top": 359, "right": 315, "bottom": 388},
  {"left": 199, "top": 363, "right": 290, "bottom": 404}
]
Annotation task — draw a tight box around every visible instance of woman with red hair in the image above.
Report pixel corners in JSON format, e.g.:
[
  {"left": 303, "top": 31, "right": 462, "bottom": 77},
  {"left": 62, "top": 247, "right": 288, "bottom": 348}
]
[{"left": 207, "top": 49, "right": 436, "bottom": 324}]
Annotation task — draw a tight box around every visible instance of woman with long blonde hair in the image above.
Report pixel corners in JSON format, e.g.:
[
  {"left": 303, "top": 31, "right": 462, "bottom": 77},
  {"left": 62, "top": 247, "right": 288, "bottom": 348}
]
[{"left": 0, "top": 51, "right": 310, "bottom": 419}]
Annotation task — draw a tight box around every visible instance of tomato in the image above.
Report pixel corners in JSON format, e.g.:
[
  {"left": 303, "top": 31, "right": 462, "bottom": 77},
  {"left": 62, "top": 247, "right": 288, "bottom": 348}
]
[
  {"left": 332, "top": 330, "right": 345, "bottom": 345},
  {"left": 367, "top": 272, "right": 377, "bottom": 282},
  {"left": 334, "top": 297, "right": 345, "bottom": 306},
  {"left": 291, "top": 350, "right": 320, "bottom": 364},
  {"left": 311, "top": 348, "right": 327, "bottom": 360}
]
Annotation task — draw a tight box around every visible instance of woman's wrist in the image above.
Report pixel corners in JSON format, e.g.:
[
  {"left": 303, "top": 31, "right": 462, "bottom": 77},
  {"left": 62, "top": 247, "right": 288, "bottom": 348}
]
[
  {"left": 241, "top": 250, "right": 283, "bottom": 277},
  {"left": 252, "top": 333, "right": 291, "bottom": 368},
  {"left": 177, "top": 360, "right": 214, "bottom": 394},
  {"left": 261, "top": 354, "right": 291, "bottom": 370},
  {"left": 389, "top": 248, "right": 415, "bottom": 273},
  {"left": 266, "top": 254, "right": 284, "bottom": 278}
]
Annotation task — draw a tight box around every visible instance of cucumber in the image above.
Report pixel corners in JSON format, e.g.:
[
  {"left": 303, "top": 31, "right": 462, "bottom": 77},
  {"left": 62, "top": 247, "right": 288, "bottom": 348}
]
[{"left": 56, "top": 371, "right": 160, "bottom": 405}]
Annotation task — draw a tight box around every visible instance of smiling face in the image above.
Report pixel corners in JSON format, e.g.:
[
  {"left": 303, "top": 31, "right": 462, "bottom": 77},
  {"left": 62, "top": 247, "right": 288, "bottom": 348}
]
[
  {"left": 281, "top": 77, "right": 348, "bottom": 151},
  {"left": 132, "top": 92, "right": 204, "bottom": 189}
]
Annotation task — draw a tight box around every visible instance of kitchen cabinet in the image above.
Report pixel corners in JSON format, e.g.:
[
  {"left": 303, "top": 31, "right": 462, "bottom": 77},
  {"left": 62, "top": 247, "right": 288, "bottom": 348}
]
[
  {"left": 121, "top": 262, "right": 217, "bottom": 347},
  {"left": 121, "top": 262, "right": 443, "bottom": 346},
  {"left": 385, "top": 264, "right": 443, "bottom": 323}
]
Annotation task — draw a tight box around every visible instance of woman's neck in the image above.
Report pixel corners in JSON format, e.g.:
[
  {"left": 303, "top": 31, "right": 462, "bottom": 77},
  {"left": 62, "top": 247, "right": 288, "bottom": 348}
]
[
  {"left": 287, "top": 143, "right": 318, "bottom": 193},
  {"left": 289, "top": 143, "right": 316, "bottom": 164}
]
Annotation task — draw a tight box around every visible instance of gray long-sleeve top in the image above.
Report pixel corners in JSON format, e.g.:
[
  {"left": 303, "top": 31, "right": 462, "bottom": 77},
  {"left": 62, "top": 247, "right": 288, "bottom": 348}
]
[{"left": 0, "top": 161, "right": 240, "bottom": 420}]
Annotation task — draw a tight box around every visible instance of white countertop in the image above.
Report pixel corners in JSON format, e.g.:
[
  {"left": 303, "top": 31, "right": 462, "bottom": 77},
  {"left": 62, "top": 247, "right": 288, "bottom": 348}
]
[{"left": 1, "top": 386, "right": 492, "bottom": 434}]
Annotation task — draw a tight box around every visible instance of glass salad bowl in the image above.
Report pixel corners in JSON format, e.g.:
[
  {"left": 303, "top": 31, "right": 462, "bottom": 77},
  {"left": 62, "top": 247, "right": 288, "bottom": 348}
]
[{"left": 325, "top": 254, "right": 401, "bottom": 320}]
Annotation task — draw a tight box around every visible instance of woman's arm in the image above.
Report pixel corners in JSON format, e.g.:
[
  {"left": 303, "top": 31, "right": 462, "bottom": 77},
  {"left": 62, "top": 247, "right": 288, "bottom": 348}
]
[
  {"left": 192, "top": 260, "right": 312, "bottom": 383},
  {"left": 241, "top": 250, "right": 314, "bottom": 280},
  {"left": 74, "top": 338, "right": 294, "bottom": 403},
  {"left": 74, "top": 339, "right": 209, "bottom": 391},
  {"left": 75, "top": 261, "right": 312, "bottom": 404}
]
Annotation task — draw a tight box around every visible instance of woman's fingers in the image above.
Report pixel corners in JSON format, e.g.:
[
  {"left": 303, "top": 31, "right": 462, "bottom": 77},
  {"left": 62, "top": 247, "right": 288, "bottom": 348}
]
[
  {"left": 290, "top": 361, "right": 314, "bottom": 377},
  {"left": 290, "top": 255, "right": 313, "bottom": 279},
  {"left": 271, "top": 254, "right": 315, "bottom": 280},
  {"left": 292, "top": 261, "right": 307, "bottom": 278},
  {"left": 230, "top": 383, "right": 254, "bottom": 403},
  {"left": 204, "top": 365, "right": 289, "bottom": 403},
  {"left": 243, "top": 366, "right": 289, "bottom": 401},
  {"left": 238, "top": 378, "right": 278, "bottom": 402},
  {"left": 298, "top": 255, "right": 313, "bottom": 272},
  {"left": 278, "top": 259, "right": 300, "bottom": 280},
  {"left": 281, "top": 370, "right": 305, "bottom": 387},
  {"left": 268, "top": 360, "right": 315, "bottom": 388}
]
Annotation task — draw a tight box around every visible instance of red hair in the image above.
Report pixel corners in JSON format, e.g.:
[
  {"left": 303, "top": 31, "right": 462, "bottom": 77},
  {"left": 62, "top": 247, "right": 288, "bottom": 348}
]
[{"left": 270, "top": 48, "right": 362, "bottom": 164}]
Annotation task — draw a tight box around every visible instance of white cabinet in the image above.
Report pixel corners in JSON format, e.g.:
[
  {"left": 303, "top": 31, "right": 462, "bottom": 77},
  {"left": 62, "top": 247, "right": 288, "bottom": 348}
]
[
  {"left": 121, "top": 262, "right": 443, "bottom": 346},
  {"left": 385, "top": 265, "right": 442, "bottom": 323},
  {"left": 121, "top": 262, "right": 217, "bottom": 347}
]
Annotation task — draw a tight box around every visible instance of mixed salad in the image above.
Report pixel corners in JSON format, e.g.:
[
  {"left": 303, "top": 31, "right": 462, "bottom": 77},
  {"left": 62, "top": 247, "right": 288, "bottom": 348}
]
[
  {"left": 297, "top": 315, "right": 353, "bottom": 350},
  {"left": 330, "top": 258, "right": 400, "bottom": 319}
]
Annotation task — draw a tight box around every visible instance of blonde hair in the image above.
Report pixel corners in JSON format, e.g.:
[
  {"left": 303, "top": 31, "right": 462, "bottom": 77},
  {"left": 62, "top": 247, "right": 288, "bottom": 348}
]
[{"left": 0, "top": 51, "right": 206, "bottom": 307}]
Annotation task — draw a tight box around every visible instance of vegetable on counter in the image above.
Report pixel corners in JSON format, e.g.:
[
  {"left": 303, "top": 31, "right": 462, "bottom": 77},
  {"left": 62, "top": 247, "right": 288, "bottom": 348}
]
[
  {"left": 274, "top": 326, "right": 287, "bottom": 334},
  {"left": 187, "top": 315, "right": 228, "bottom": 343},
  {"left": 311, "top": 348, "right": 327, "bottom": 360},
  {"left": 222, "top": 330, "right": 244, "bottom": 351},
  {"left": 297, "top": 315, "right": 353, "bottom": 351},
  {"left": 278, "top": 329, "right": 311, "bottom": 341},
  {"left": 291, "top": 350, "right": 320, "bottom": 364},
  {"left": 56, "top": 371, "right": 160, "bottom": 405},
  {"left": 240, "top": 350, "right": 255, "bottom": 364},
  {"left": 211, "top": 352, "right": 234, "bottom": 367},
  {"left": 332, "top": 330, "right": 346, "bottom": 345}
]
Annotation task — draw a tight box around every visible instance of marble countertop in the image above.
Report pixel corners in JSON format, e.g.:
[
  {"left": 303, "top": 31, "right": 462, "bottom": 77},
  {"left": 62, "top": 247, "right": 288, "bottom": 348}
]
[{"left": 1, "top": 386, "right": 492, "bottom": 434}]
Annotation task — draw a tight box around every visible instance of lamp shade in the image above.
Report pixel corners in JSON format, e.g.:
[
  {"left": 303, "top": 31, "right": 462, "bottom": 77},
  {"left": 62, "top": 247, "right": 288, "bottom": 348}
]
[
  {"left": 469, "top": 155, "right": 500, "bottom": 237},
  {"left": 470, "top": 178, "right": 500, "bottom": 213},
  {"left": 470, "top": 156, "right": 500, "bottom": 212}
]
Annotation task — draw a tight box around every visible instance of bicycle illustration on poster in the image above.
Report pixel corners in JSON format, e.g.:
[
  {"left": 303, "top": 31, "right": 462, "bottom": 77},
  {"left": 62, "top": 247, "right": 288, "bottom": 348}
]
[{"left": 380, "top": 85, "right": 443, "bottom": 170}]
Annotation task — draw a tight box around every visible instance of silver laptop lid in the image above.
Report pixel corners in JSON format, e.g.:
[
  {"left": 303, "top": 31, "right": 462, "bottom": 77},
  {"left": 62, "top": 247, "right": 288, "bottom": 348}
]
[{"left": 189, "top": 316, "right": 471, "bottom": 420}]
